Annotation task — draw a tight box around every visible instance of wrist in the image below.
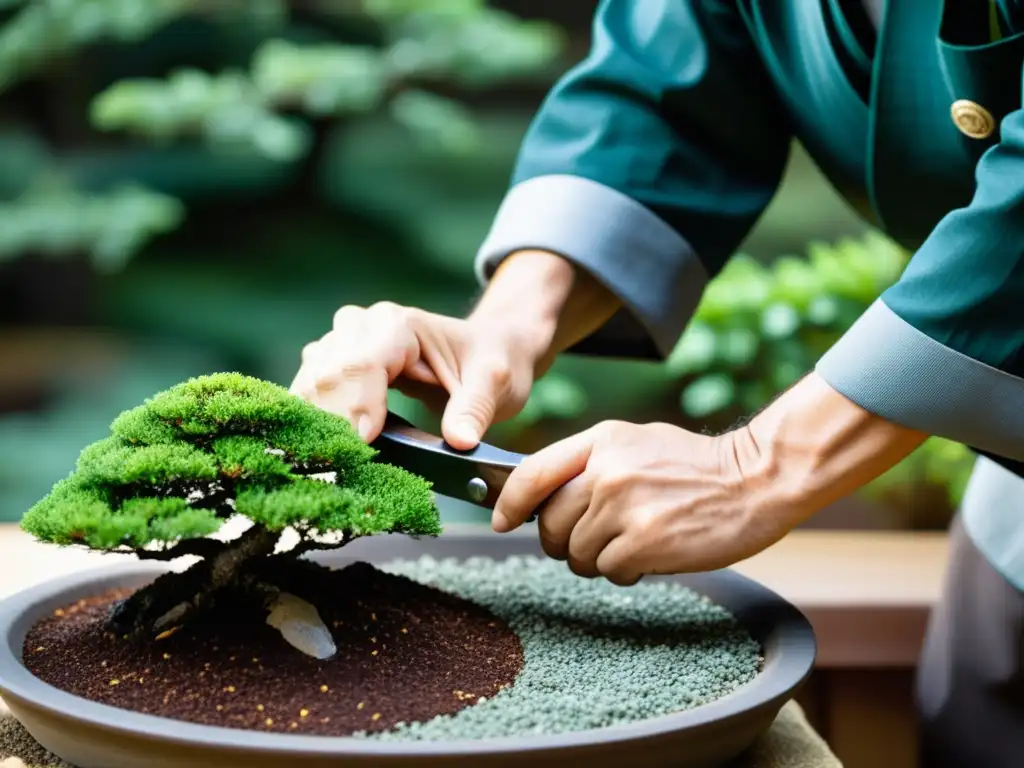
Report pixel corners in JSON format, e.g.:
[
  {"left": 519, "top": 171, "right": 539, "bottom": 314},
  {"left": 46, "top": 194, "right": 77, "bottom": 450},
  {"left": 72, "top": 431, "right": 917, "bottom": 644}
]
[
  {"left": 738, "top": 373, "right": 928, "bottom": 524},
  {"left": 473, "top": 249, "right": 575, "bottom": 324},
  {"left": 470, "top": 249, "right": 621, "bottom": 376},
  {"left": 469, "top": 250, "right": 570, "bottom": 373}
]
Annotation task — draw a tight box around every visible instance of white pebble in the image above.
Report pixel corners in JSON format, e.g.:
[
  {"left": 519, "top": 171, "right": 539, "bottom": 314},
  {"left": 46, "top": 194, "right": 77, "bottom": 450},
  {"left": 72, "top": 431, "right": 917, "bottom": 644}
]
[{"left": 265, "top": 592, "right": 336, "bottom": 660}]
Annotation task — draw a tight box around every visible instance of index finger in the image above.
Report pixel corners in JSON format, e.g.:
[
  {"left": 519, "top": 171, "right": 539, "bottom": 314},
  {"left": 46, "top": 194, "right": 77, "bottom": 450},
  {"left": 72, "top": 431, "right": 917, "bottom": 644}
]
[
  {"left": 492, "top": 427, "right": 598, "bottom": 533},
  {"left": 289, "top": 341, "right": 323, "bottom": 397},
  {"left": 312, "top": 322, "right": 418, "bottom": 442}
]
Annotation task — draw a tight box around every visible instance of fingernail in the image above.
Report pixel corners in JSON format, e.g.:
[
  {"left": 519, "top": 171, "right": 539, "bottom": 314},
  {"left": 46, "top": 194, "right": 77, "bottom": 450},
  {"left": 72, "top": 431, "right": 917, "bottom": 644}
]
[
  {"left": 491, "top": 509, "right": 511, "bottom": 533},
  {"left": 357, "top": 415, "right": 373, "bottom": 442}
]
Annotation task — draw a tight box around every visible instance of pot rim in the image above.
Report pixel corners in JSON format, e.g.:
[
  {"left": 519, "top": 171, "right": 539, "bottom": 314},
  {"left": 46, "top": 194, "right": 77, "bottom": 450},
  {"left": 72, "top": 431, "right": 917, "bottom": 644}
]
[{"left": 0, "top": 553, "right": 815, "bottom": 757}]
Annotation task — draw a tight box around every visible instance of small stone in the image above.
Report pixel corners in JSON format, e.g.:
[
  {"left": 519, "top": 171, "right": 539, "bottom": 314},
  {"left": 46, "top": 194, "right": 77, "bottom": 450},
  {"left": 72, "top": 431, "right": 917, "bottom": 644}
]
[
  {"left": 266, "top": 593, "right": 337, "bottom": 660},
  {"left": 154, "top": 626, "right": 181, "bottom": 641},
  {"left": 319, "top": 685, "right": 329, "bottom": 693},
  {"left": 154, "top": 602, "right": 190, "bottom": 631},
  {"left": 371, "top": 713, "right": 381, "bottom": 721},
  {"left": 109, "top": 679, "right": 120, "bottom": 686},
  {"left": 223, "top": 686, "right": 236, "bottom": 693},
  {"left": 365, "top": 554, "right": 760, "bottom": 742}
]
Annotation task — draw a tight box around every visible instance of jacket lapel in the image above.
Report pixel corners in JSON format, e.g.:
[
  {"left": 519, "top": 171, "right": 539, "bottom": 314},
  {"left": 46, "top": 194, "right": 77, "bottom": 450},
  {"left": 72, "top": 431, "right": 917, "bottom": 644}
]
[
  {"left": 867, "top": 0, "right": 963, "bottom": 247},
  {"left": 868, "top": 0, "right": 1024, "bottom": 247}
]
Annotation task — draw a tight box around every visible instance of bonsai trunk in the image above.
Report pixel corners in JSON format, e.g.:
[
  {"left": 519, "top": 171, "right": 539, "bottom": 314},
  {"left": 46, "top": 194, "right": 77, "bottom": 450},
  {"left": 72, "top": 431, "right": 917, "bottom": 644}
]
[{"left": 109, "top": 525, "right": 283, "bottom": 637}]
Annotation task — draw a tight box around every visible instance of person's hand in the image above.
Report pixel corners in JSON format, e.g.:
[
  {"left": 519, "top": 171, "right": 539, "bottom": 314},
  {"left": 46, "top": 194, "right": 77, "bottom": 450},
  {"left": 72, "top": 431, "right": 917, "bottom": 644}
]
[
  {"left": 291, "top": 250, "right": 622, "bottom": 449},
  {"left": 491, "top": 420, "right": 800, "bottom": 585},
  {"left": 290, "top": 301, "right": 548, "bottom": 449}
]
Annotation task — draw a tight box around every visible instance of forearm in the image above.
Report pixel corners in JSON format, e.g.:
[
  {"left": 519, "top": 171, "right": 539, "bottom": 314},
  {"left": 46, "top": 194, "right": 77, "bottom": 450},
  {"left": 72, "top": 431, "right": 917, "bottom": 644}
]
[
  {"left": 469, "top": 249, "right": 622, "bottom": 376},
  {"left": 736, "top": 372, "right": 928, "bottom": 524}
]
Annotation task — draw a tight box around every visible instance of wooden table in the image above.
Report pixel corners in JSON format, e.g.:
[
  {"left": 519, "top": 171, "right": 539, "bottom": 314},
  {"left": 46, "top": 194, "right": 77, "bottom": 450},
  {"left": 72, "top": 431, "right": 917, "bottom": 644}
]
[{"left": 0, "top": 524, "right": 949, "bottom": 768}]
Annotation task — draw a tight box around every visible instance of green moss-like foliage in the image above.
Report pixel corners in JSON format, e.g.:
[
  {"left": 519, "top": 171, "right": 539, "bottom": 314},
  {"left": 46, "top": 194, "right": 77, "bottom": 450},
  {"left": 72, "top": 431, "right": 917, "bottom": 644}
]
[{"left": 21, "top": 372, "right": 441, "bottom": 553}]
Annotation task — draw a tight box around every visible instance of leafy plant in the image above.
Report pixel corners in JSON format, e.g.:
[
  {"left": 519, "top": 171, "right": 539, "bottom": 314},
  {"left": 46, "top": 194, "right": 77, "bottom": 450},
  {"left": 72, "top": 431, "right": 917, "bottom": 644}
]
[
  {"left": 22, "top": 372, "right": 440, "bottom": 640},
  {"left": 669, "top": 231, "right": 908, "bottom": 416},
  {"left": 667, "top": 231, "right": 976, "bottom": 513}
]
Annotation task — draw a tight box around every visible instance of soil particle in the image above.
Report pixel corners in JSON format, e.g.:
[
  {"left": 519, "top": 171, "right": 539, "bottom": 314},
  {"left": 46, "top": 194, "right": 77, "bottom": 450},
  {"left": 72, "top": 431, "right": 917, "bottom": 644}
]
[{"left": 23, "top": 562, "right": 523, "bottom": 736}]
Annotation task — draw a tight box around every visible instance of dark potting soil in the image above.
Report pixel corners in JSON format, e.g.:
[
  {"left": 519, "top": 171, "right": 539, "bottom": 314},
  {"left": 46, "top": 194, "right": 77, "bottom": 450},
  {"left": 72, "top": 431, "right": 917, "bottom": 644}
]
[{"left": 23, "top": 561, "right": 524, "bottom": 736}]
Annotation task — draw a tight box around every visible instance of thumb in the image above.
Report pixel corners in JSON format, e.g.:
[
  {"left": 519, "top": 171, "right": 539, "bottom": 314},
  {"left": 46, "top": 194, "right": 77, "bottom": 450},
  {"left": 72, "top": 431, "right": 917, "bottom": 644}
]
[{"left": 441, "top": 356, "right": 508, "bottom": 450}]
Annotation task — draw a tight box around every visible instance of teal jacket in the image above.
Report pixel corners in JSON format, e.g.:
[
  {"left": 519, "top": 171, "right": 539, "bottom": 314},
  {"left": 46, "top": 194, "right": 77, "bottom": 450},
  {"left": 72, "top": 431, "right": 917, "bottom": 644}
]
[{"left": 475, "top": 1, "right": 1024, "bottom": 583}]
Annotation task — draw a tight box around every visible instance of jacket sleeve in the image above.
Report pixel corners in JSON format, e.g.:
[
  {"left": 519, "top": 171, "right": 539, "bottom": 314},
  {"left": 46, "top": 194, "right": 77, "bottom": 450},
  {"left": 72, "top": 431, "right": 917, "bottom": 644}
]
[
  {"left": 474, "top": 0, "right": 791, "bottom": 359},
  {"left": 816, "top": 90, "right": 1024, "bottom": 462}
]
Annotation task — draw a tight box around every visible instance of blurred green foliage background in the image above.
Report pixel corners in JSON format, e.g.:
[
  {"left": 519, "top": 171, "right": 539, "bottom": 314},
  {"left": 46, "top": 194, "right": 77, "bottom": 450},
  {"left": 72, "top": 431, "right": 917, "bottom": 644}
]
[{"left": 0, "top": 0, "right": 974, "bottom": 528}]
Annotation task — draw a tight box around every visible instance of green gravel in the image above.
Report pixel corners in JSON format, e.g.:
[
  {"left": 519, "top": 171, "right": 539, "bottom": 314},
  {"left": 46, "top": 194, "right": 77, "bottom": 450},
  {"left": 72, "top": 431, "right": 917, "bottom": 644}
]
[{"left": 358, "top": 555, "right": 762, "bottom": 741}]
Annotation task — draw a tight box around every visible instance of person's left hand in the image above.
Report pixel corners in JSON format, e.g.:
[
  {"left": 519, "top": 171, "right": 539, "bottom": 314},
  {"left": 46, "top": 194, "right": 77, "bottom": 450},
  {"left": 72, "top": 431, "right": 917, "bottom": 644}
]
[{"left": 491, "top": 420, "right": 800, "bottom": 585}]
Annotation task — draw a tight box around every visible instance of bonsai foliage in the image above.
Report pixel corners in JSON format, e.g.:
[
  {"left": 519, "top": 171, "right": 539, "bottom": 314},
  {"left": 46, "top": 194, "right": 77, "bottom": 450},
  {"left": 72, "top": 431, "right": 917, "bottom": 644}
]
[{"left": 22, "top": 372, "right": 441, "bottom": 636}]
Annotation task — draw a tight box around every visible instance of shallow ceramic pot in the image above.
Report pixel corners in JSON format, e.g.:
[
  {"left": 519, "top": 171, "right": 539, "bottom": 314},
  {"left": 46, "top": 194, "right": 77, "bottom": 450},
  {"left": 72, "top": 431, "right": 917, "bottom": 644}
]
[{"left": 0, "top": 531, "right": 816, "bottom": 768}]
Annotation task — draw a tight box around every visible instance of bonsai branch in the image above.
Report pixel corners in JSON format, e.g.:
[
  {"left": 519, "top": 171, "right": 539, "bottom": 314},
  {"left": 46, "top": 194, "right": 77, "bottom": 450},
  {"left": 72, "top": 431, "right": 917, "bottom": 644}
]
[
  {"left": 290, "top": 530, "right": 357, "bottom": 557},
  {"left": 288, "top": 462, "right": 336, "bottom": 476},
  {"left": 134, "top": 538, "right": 229, "bottom": 561}
]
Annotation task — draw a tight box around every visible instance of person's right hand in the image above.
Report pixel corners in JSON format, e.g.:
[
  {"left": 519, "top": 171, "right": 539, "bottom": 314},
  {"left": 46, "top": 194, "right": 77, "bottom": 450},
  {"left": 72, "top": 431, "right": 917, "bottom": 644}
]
[{"left": 290, "top": 302, "right": 547, "bottom": 450}]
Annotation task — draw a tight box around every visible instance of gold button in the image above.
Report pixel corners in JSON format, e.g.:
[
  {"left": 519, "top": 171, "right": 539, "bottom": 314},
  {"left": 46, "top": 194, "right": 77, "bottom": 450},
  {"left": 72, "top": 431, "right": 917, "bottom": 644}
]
[{"left": 951, "top": 99, "right": 995, "bottom": 139}]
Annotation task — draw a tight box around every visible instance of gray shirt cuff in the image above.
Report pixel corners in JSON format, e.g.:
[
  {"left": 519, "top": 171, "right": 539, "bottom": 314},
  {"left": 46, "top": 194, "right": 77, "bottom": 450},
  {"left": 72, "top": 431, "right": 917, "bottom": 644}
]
[
  {"left": 474, "top": 174, "right": 707, "bottom": 359},
  {"left": 816, "top": 299, "right": 1024, "bottom": 461}
]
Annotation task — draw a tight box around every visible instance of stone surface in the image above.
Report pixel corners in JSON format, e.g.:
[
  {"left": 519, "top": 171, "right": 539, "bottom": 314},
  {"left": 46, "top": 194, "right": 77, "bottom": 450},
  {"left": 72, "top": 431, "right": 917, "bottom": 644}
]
[{"left": 265, "top": 592, "right": 336, "bottom": 660}]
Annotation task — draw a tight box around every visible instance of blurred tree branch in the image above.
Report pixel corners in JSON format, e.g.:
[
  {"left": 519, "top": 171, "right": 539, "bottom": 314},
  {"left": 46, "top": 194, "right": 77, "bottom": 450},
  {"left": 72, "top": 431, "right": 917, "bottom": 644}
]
[{"left": 0, "top": 0, "right": 563, "bottom": 265}]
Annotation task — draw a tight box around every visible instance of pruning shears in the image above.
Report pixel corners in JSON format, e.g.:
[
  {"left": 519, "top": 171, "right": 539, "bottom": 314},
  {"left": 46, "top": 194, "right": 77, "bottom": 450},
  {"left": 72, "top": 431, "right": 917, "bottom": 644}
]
[{"left": 371, "top": 411, "right": 528, "bottom": 512}]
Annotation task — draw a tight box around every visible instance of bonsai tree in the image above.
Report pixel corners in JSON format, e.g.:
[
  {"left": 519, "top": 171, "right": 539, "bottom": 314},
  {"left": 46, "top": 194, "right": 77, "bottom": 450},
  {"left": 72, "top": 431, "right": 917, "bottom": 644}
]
[{"left": 21, "top": 372, "right": 441, "bottom": 649}]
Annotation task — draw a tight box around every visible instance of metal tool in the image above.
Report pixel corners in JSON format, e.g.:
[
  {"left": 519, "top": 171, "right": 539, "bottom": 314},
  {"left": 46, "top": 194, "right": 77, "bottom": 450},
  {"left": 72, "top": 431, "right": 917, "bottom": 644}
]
[{"left": 371, "top": 411, "right": 528, "bottom": 511}]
